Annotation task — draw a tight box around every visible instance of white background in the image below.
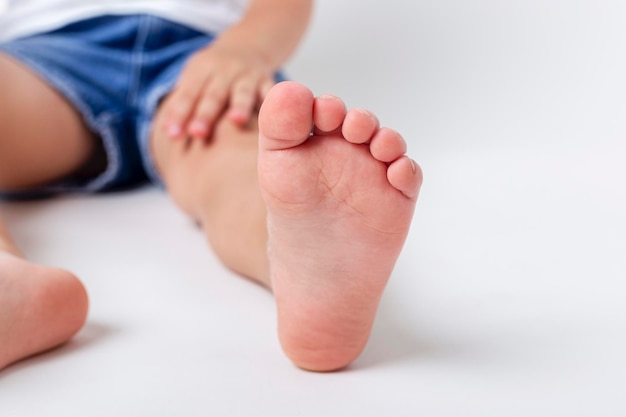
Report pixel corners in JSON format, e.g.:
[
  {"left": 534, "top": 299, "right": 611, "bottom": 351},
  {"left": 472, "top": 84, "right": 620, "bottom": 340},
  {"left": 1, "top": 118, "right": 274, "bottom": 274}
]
[{"left": 1, "top": 0, "right": 625, "bottom": 416}]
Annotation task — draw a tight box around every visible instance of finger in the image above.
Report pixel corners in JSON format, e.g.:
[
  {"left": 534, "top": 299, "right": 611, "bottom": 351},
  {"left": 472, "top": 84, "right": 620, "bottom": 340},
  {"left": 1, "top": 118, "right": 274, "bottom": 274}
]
[
  {"left": 163, "top": 86, "right": 202, "bottom": 139},
  {"left": 187, "top": 74, "right": 232, "bottom": 139},
  {"left": 226, "top": 76, "right": 259, "bottom": 125},
  {"left": 164, "top": 63, "right": 210, "bottom": 139}
]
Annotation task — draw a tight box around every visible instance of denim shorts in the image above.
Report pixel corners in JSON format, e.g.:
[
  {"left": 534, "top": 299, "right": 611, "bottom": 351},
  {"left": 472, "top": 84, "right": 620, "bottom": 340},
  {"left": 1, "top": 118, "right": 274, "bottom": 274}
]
[{"left": 0, "top": 14, "right": 223, "bottom": 196}]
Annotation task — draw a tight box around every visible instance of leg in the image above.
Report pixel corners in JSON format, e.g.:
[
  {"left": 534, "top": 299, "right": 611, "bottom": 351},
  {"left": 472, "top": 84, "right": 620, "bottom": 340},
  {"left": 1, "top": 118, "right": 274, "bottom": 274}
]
[
  {"left": 0, "top": 54, "right": 99, "bottom": 190},
  {"left": 0, "top": 53, "right": 90, "bottom": 370},
  {"left": 151, "top": 82, "right": 422, "bottom": 371},
  {"left": 152, "top": 105, "right": 270, "bottom": 284}
]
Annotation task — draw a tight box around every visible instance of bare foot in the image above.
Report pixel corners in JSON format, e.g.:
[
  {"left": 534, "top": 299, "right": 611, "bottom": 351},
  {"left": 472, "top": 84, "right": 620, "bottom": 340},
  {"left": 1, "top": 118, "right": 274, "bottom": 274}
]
[
  {"left": 258, "top": 82, "right": 422, "bottom": 371},
  {"left": 0, "top": 251, "right": 89, "bottom": 370}
]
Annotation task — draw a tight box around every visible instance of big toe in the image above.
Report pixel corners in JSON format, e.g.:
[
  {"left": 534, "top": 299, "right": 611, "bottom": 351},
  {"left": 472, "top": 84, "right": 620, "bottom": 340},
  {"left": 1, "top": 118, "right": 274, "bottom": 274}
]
[{"left": 258, "top": 81, "right": 314, "bottom": 151}]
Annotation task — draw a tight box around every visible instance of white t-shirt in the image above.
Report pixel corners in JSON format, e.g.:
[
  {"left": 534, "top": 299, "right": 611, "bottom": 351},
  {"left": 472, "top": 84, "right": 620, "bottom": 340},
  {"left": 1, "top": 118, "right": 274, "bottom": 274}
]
[{"left": 0, "top": 0, "right": 249, "bottom": 42}]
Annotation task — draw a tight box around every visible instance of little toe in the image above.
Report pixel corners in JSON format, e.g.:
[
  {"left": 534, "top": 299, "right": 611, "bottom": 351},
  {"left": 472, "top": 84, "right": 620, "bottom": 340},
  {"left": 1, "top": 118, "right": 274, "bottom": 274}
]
[
  {"left": 342, "top": 109, "right": 379, "bottom": 144},
  {"left": 387, "top": 156, "right": 423, "bottom": 200},
  {"left": 259, "top": 81, "right": 315, "bottom": 151},
  {"left": 370, "top": 128, "right": 408, "bottom": 163}
]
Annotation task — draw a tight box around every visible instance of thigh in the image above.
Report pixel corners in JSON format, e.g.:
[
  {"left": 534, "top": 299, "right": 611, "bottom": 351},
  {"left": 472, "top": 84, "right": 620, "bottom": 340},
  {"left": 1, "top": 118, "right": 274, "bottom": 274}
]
[{"left": 0, "top": 53, "right": 96, "bottom": 191}]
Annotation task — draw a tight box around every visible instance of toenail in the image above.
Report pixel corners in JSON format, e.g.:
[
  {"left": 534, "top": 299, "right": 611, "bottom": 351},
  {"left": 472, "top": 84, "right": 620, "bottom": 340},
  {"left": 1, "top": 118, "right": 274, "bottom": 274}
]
[
  {"left": 409, "top": 158, "right": 418, "bottom": 173},
  {"left": 355, "top": 108, "right": 378, "bottom": 122},
  {"left": 318, "top": 94, "right": 341, "bottom": 101}
]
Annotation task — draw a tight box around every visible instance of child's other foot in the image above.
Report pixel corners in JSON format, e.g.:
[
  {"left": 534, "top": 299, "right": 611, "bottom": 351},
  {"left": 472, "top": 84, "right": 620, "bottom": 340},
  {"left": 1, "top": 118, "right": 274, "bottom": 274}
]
[
  {"left": 258, "top": 82, "right": 422, "bottom": 371},
  {"left": 0, "top": 251, "right": 89, "bottom": 370}
]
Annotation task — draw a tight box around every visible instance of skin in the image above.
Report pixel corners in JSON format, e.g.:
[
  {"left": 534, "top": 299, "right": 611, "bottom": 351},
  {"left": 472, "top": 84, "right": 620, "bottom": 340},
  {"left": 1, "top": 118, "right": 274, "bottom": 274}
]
[
  {"left": 0, "top": 53, "right": 92, "bottom": 370},
  {"left": 256, "top": 83, "right": 421, "bottom": 370},
  {"left": 0, "top": 0, "right": 422, "bottom": 372},
  {"left": 162, "top": 0, "right": 313, "bottom": 141}
]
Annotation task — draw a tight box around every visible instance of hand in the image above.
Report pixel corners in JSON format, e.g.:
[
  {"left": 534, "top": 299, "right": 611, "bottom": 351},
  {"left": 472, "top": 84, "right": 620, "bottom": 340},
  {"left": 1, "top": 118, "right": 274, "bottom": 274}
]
[{"left": 162, "top": 43, "right": 276, "bottom": 140}]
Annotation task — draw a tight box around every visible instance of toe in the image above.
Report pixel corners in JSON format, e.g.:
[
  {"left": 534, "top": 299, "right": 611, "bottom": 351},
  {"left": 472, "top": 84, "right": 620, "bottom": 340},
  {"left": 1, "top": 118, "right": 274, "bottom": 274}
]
[
  {"left": 387, "top": 156, "right": 423, "bottom": 200},
  {"left": 370, "top": 128, "right": 408, "bottom": 163},
  {"left": 342, "top": 109, "right": 379, "bottom": 144},
  {"left": 258, "top": 81, "right": 314, "bottom": 151},
  {"left": 313, "top": 95, "right": 346, "bottom": 133}
]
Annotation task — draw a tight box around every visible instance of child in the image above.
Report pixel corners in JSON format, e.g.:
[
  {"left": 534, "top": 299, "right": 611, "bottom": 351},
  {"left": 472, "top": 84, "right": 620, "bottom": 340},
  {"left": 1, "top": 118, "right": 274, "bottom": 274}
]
[{"left": 0, "top": 0, "right": 422, "bottom": 372}]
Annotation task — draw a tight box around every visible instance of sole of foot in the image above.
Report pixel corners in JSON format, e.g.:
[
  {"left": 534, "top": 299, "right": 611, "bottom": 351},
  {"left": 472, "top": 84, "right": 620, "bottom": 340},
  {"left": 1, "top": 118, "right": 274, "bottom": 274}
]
[
  {"left": 0, "top": 251, "right": 89, "bottom": 371},
  {"left": 258, "top": 81, "right": 422, "bottom": 371}
]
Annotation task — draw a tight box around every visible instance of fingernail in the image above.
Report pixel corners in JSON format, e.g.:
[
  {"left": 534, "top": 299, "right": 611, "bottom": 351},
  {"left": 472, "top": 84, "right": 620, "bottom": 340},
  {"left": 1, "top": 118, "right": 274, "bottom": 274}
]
[
  {"left": 227, "top": 109, "right": 247, "bottom": 125},
  {"left": 189, "top": 120, "right": 207, "bottom": 134},
  {"left": 409, "top": 158, "right": 418, "bottom": 174},
  {"left": 167, "top": 124, "right": 182, "bottom": 137}
]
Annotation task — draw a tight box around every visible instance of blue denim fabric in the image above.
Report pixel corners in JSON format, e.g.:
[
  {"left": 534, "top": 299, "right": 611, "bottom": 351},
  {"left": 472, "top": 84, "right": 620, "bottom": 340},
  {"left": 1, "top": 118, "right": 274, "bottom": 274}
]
[{"left": 0, "top": 14, "right": 216, "bottom": 195}]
